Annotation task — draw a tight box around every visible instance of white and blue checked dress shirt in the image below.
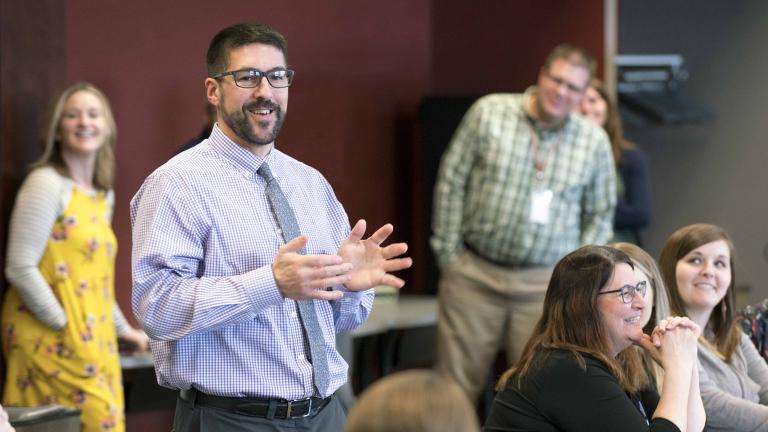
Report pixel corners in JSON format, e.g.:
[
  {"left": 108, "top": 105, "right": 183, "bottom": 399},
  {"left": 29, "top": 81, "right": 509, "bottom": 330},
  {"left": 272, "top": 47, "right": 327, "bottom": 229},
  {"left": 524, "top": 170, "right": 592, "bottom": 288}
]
[{"left": 130, "top": 124, "right": 373, "bottom": 399}]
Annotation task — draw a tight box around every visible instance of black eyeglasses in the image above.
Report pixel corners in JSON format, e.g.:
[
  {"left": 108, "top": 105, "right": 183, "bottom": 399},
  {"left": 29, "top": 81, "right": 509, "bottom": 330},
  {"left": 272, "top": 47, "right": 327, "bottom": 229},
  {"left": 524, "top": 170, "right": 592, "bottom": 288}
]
[
  {"left": 598, "top": 280, "right": 647, "bottom": 304},
  {"left": 212, "top": 68, "right": 295, "bottom": 89}
]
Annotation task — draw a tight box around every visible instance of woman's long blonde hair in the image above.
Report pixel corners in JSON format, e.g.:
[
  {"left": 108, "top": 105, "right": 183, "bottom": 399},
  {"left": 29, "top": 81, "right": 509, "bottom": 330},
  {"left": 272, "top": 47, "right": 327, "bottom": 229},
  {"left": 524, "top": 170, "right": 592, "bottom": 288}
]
[{"left": 33, "top": 82, "right": 117, "bottom": 190}]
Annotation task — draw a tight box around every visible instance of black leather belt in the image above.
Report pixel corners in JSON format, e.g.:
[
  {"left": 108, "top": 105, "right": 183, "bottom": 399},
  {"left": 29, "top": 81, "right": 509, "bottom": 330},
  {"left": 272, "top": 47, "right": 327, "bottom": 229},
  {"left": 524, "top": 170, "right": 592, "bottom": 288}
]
[{"left": 179, "top": 388, "right": 332, "bottom": 419}]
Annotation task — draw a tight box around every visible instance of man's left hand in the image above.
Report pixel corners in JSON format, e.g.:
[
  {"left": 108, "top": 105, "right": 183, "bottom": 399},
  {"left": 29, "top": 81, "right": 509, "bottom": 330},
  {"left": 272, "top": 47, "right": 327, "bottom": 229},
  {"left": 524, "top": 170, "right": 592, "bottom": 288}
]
[{"left": 338, "top": 219, "right": 412, "bottom": 291}]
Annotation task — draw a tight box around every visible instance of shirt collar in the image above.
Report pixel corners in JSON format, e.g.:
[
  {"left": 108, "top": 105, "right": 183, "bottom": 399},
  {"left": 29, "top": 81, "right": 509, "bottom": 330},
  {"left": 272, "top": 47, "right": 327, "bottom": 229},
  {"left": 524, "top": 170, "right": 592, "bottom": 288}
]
[{"left": 207, "top": 123, "right": 278, "bottom": 179}]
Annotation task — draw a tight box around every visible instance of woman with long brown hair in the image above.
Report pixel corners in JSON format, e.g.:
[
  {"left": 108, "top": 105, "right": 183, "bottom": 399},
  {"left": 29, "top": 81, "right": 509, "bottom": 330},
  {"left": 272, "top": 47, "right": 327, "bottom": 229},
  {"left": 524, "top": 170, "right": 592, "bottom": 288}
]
[
  {"left": 485, "top": 245, "right": 704, "bottom": 431},
  {"left": 659, "top": 223, "right": 768, "bottom": 431},
  {"left": 580, "top": 79, "right": 652, "bottom": 245}
]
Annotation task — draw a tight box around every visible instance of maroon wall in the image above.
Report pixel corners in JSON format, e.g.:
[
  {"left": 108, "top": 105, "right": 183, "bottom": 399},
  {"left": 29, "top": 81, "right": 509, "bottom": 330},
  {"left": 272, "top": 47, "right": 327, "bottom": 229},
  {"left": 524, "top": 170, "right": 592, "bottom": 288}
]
[
  {"left": 63, "top": 0, "right": 604, "bottom": 314},
  {"left": 432, "top": 1, "right": 605, "bottom": 95},
  {"left": 57, "top": 2, "right": 603, "bottom": 429},
  {"left": 64, "top": 0, "right": 433, "bottom": 315}
]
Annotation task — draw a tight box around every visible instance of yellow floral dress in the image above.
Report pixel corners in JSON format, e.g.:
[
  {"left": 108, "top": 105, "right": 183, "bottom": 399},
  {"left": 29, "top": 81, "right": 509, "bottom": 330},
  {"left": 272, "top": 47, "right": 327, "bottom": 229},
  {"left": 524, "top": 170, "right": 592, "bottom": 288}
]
[{"left": 2, "top": 187, "right": 124, "bottom": 432}]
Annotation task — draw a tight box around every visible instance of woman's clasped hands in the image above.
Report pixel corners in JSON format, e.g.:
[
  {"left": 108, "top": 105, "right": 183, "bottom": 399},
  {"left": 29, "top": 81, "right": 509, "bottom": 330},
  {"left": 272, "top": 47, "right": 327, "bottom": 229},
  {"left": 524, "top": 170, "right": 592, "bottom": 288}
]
[{"left": 637, "top": 316, "right": 700, "bottom": 368}]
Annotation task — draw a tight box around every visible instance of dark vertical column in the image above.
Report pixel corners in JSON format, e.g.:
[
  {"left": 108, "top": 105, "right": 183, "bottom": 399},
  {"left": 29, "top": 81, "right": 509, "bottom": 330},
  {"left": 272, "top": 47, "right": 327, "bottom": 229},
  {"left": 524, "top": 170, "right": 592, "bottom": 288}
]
[{"left": 0, "top": 0, "right": 65, "bottom": 388}]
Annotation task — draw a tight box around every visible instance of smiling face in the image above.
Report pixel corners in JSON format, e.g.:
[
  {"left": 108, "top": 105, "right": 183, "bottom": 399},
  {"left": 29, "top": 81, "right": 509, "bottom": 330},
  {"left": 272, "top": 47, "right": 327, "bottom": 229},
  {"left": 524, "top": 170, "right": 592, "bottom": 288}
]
[
  {"left": 675, "top": 240, "right": 732, "bottom": 318},
  {"left": 535, "top": 58, "right": 591, "bottom": 125},
  {"left": 578, "top": 86, "right": 608, "bottom": 126},
  {"left": 206, "top": 43, "right": 288, "bottom": 154},
  {"left": 57, "top": 90, "right": 110, "bottom": 158},
  {"left": 598, "top": 263, "right": 647, "bottom": 357}
]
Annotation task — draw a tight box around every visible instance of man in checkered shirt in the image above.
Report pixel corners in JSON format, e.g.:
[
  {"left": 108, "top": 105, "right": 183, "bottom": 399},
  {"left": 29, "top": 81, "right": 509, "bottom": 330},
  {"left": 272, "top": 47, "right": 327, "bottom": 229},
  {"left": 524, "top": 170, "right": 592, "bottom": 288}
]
[{"left": 431, "top": 44, "right": 617, "bottom": 404}]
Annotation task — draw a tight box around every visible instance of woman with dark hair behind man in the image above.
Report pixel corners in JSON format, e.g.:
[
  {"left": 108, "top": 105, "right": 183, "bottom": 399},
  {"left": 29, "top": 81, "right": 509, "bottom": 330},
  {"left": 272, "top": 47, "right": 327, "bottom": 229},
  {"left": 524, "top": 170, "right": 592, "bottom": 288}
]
[
  {"left": 484, "top": 245, "right": 704, "bottom": 431},
  {"left": 580, "top": 80, "right": 652, "bottom": 245}
]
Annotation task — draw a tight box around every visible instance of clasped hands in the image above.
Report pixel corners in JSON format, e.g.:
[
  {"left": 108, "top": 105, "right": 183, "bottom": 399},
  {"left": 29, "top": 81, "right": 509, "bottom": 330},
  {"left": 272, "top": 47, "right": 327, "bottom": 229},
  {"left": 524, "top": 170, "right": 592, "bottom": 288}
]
[
  {"left": 272, "top": 219, "right": 412, "bottom": 301},
  {"left": 635, "top": 316, "right": 701, "bottom": 368}
]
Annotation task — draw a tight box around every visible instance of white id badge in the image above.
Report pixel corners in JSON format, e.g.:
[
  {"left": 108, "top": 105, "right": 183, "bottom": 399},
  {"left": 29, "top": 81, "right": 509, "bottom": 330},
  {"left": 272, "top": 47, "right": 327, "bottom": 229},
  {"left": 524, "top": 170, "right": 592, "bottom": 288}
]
[{"left": 530, "top": 189, "right": 553, "bottom": 224}]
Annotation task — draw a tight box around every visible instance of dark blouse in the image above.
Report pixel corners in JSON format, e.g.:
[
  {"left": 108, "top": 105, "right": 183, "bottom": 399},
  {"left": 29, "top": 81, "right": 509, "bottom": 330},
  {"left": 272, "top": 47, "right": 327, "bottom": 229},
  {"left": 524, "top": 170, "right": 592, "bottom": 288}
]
[
  {"left": 483, "top": 350, "right": 679, "bottom": 432},
  {"left": 613, "top": 147, "right": 652, "bottom": 245}
]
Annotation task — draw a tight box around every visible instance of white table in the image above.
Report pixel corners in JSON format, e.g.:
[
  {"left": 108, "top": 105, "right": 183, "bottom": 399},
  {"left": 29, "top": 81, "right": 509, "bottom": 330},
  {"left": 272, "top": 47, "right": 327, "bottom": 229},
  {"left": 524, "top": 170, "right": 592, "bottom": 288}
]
[{"left": 351, "top": 295, "right": 437, "bottom": 337}]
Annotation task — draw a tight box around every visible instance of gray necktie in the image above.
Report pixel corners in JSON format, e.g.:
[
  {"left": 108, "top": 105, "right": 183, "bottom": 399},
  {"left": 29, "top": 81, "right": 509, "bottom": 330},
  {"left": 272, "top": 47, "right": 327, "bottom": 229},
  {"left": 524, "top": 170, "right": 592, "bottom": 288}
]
[{"left": 257, "top": 162, "right": 330, "bottom": 396}]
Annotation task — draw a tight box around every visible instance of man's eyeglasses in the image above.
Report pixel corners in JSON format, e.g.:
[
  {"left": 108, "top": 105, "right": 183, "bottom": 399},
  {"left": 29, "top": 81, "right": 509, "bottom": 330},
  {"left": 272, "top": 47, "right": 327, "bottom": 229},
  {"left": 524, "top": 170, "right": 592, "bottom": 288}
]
[
  {"left": 598, "top": 280, "right": 647, "bottom": 304},
  {"left": 543, "top": 70, "right": 586, "bottom": 94},
  {"left": 212, "top": 68, "right": 295, "bottom": 89}
]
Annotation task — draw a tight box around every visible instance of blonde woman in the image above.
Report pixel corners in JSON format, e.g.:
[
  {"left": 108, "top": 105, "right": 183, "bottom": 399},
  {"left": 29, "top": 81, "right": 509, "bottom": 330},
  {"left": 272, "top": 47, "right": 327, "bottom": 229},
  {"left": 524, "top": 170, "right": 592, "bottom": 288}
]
[{"left": 2, "top": 82, "right": 146, "bottom": 432}]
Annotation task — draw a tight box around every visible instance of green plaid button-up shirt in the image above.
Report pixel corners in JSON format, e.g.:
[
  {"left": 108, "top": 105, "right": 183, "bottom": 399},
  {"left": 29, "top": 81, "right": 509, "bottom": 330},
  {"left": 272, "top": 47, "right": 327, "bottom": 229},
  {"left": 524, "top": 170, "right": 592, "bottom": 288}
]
[{"left": 431, "top": 90, "right": 616, "bottom": 269}]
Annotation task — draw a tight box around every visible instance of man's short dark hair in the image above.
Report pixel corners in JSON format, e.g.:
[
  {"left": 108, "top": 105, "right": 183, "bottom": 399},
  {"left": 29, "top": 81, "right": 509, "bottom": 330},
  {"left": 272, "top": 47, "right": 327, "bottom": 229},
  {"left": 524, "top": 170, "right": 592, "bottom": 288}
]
[
  {"left": 543, "top": 43, "right": 597, "bottom": 78},
  {"left": 207, "top": 23, "right": 288, "bottom": 77}
]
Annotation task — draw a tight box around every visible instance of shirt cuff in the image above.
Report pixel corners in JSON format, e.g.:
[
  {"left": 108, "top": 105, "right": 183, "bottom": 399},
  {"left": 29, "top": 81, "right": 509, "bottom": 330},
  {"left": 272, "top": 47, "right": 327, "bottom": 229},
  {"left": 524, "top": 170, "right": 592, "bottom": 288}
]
[
  {"left": 337, "top": 288, "right": 371, "bottom": 311},
  {"left": 242, "top": 265, "right": 285, "bottom": 312}
]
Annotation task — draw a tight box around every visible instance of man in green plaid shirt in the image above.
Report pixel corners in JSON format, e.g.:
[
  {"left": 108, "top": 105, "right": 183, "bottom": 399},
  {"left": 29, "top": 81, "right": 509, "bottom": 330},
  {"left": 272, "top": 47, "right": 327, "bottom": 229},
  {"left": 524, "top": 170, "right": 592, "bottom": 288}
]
[{"left": 431, "top": 44, "right": 617, "bottom": 403}]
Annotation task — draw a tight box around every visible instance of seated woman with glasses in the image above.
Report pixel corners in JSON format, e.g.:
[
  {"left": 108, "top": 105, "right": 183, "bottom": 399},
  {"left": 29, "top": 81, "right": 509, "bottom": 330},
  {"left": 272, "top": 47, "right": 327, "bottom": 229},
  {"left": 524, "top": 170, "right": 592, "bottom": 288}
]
[
  {"left": 659, "top": 224, "right": 768, "bottom": 431},
  {"left": 484, "top": 245, "right": 705, "bottom": 432}
]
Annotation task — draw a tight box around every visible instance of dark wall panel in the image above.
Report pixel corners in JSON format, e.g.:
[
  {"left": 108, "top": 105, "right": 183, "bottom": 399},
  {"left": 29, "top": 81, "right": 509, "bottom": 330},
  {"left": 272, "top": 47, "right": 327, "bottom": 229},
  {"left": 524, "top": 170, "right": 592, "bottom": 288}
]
[
  {"left": 0, "top": 0, "right": 65, "bottom": 288},
  {"left": 0, "top": 0, "right": 65, "bottom": 404},
  {"left": 619, "top": 0, "right": 768, "bottom": 303}
]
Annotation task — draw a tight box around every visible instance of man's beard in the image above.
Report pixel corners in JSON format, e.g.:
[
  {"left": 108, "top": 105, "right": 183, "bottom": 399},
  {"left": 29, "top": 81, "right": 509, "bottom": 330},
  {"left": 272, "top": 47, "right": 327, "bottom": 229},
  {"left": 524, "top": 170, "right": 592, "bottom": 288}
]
[{"left": 222, "top": 97, "right": 285, "bottom": 147}]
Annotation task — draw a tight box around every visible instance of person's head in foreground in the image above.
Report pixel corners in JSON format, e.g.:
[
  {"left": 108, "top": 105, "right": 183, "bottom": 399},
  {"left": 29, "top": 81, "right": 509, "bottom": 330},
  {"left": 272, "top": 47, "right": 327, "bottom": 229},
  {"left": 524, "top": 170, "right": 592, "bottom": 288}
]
[{"left": 345, "top": 369, "right": 480, "bottom": 432}]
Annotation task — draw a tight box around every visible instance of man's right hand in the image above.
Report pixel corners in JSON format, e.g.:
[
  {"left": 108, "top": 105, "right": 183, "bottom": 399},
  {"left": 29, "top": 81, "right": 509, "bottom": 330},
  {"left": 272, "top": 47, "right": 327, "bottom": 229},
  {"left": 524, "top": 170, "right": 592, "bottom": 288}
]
[{"left": 272, "top": 235, "right": 353, "bottom": 301}]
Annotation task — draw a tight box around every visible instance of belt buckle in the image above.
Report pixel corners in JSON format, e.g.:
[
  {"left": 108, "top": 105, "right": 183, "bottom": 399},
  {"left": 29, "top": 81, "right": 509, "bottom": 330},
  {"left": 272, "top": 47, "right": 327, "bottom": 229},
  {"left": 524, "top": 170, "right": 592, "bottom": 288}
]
[{"left": 286, "top": 397, "right": 313, "bottom": 418}]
